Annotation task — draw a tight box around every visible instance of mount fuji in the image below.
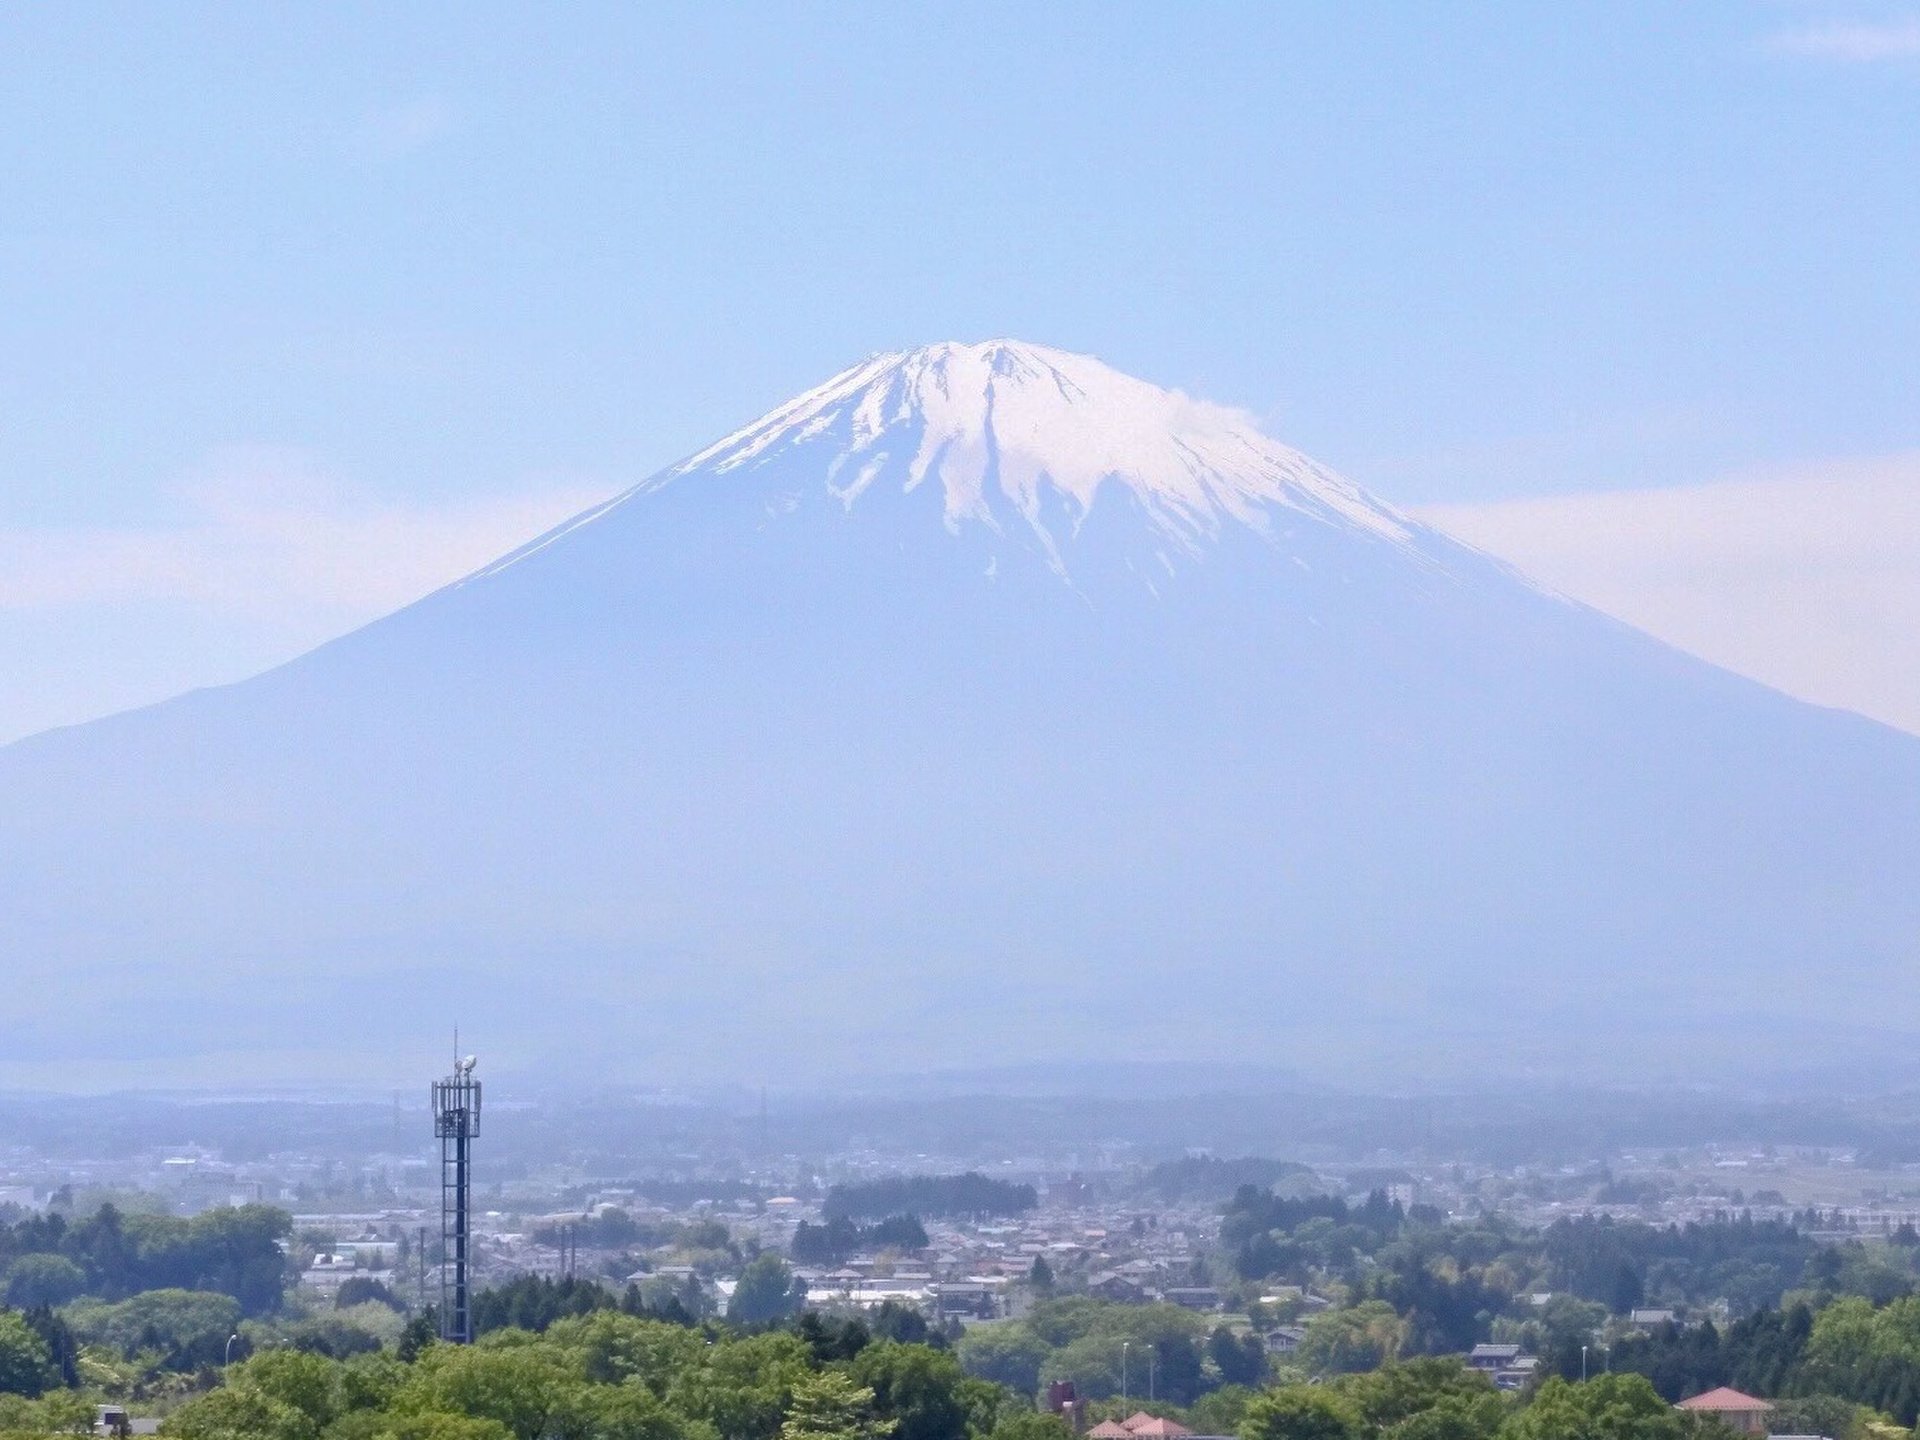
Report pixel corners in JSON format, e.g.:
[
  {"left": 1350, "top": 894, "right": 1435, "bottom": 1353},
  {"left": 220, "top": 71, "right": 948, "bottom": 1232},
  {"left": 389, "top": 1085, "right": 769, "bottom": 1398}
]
[{"left": 5, "top": 340, "right": 1918, "bottom": 1085}]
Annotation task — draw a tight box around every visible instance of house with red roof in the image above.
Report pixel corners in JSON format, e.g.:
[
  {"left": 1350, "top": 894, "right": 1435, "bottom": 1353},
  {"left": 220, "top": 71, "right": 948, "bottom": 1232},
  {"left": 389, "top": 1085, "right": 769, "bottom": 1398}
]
[
  {"left": 1676, "top": 1387, "right": 1772, "bottom": 1435},
  {"left": 1123, "top": 1419, "right": 1192, "bottom": 1440}
]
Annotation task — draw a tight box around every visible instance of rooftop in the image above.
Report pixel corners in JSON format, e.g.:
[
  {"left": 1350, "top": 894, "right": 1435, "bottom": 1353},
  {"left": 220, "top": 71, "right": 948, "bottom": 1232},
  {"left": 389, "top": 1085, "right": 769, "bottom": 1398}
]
[{"left": 1677, "top": 1388, "right": 1771, "bottom": 1412}]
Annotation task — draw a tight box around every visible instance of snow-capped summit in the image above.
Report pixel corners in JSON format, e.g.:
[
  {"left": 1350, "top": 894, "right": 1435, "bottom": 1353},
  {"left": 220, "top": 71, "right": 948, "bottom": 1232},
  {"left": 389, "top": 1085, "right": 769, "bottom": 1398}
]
[
  {"left": 478, "top": 341, "right": 1422, "bottom": 589},
  {"left": 673, "top": 340, "right": 1408, "bottom": 549}
]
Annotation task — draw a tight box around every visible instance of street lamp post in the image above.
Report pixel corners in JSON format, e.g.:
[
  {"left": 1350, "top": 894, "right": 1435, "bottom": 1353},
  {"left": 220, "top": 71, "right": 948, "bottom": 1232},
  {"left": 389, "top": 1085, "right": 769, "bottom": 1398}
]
[
  {"left": 1581, "top": 1345, "right": 1589, "bottom": 1383},
  {"left": 225, "top": 1333, "right": 240, "bottom": 1366},
  {"left": 1121, "top": 1341, "right": 1130, "bottom": 1403}
]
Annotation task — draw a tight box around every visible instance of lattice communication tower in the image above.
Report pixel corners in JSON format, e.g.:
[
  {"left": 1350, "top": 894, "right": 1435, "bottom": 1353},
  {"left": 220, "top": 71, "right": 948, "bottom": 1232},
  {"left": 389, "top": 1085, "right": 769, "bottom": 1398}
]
[{"left": 432, "top": 1055, "right": 481, "bottom": 1343}]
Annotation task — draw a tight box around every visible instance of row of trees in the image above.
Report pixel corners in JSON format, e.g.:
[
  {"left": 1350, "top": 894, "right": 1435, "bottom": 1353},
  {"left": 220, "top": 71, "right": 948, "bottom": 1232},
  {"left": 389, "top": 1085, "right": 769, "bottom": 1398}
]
[
  {"left": 1602, "top": 1296, "right": 1920, "bottom": 1427},
  {"left": 1537, "top": 1214, "right": 1819, "bottom": 1315},
  {"left": 1230, "top": 1363, "right": 1728, "bottom": 1440},
  {"left": 0, "top": 1205, "right": 291, "bottom": 1316},
  {"left": 525, "top": 1213, "right": 741, "bottom": 1268},
  {"left": 792, "top": 1218, "right": 929, "bottom": 1266},
  {"left": 10, "top": 1250, "right": 1918, "bottom": 1440},
  {"left": 160, "top": 1329, "right": 1805, "bottom": 1440},
  {"left": 1224, "top": 1190, "right": 1422, "bottom": 1285},
  {"left": 161, "top": 1311, "right": 1062, "bottom": 1440},
  {"left": 472, "top": 1278, "right": 702, "bottom": 1340},
  {"left": 1224, "top": 1181, "right": 1906, "bottom": 1322},
  {"left": 957, "top": 1298, "right": 1261, "bottom": 1407}
]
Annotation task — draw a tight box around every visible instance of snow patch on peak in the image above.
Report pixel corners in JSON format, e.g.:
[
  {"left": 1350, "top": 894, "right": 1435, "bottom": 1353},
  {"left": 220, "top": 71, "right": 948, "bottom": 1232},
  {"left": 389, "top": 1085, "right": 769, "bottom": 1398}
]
[{"left": 666, "top": 340, "right": 1414, "bottom": 559}]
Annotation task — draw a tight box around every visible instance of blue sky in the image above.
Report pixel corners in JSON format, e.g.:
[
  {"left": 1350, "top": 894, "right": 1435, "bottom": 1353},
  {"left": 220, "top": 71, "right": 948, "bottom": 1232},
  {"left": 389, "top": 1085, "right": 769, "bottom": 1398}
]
[{"left": 3, "top": 2, "right": 1918, "bottom": 739}]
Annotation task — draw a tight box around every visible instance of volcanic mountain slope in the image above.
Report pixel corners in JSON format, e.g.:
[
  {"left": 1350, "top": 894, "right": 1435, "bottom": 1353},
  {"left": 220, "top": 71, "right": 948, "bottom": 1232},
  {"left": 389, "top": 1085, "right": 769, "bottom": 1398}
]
[{"left": 4, "top": 341, "right": 1917, "bottom": 1084}]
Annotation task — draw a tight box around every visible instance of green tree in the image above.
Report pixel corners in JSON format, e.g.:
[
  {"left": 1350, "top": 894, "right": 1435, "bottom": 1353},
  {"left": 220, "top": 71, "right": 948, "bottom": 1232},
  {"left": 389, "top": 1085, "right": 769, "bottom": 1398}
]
[
  {"left": 543, "top": 1311, "right": 707, "bottom": 1391},
  {"left": 869, "top": 1217, "right": 930, "bottom": 1252},
  {"left": 0, "top": 1312, "right": 51, "bottom": 1398},
  {"left": 1298, "top": 1303, "right": 1405, "bottom": 1375},
  {"left": 986, "top": 1414, "right": 1071, "bottom": 1440},
  {"left": 0, "top": 1392, "right": 75, "bottom": 1433},
  {"left": 1208, "top": 1325, "right": 1268, "bottom": 1387},
  {"left": 1240, "top": 1386, "right": 1364, "bottom": 1440},
  {"left": 1189, "top": 1386, "right": 1258, "bottom": 1437},
  {"left": 1498, "top": 1375, "right": 1683, "bottom": 1440},
  {"left": 553, "top": 1377, "right": 697, "bottom": 1440},
  {"left": 163, "top": 1386, "right": 317, "bottom": 1440},
  {"left": 64, "top": 1288, "right": 242, "bottom": 1369},
  {"left": 391, "top": 1340, "right": 577, "bottom": 1440},
  {"left": 20, "top": 1305, "right": 79, "bottom": 1388},
  {"left": 1151, "top": 1333, "right": 1208, "bottom": 1406},
  {"left": 337, "top": 1277, "right": 404, "bottom": 1311},
  {"left": 1041, "top": 1335, "right": 1122, "bottom": 1400},
  {"left": 870, "top": 1302, "right": 937, "bottom": 1349},
  {"left": 1022, "top": 1298, "right": 1106, "bottom": 1350},
  {"left": 54, "top": 1203, "right": 291, "bottom": 1314},
  {"left": 373, "top": 1416, "right": 517, "bottom": 1440},
  {"left": 1337, "top": 1359, "right": 1500, "bottom": 1431},
  {"left": 848, "top": 1342, "right": 968, "bottom": 1440},
  {"left": 3, "top": 1255, "right": 85, "bottom": 1309},
  {"left": 957, "top": 1324, "right": 1050, "bottom": 1397},
  {"left": 792, "top": 1220, "right": 864, "bottom": 1267},
  {"left": 729, "top": 1257, "right": 808, "bottom": 1326},
  {"left": 668, "top": 1330, "right": 812, "bottom": 1440},
  {"left": 1028, "top": 1257, "right": 1054, "bottom": 1294},
  {"left": 1389, "top": 1402, "right": 1499, "bottom": 1440},
  {"left": 1608, "top": 1264, "right": 1645, "bottom": 1316},
  {"left": 238, "top": 1347, "right": 346, "bottom": 1432},
  {"left": 473, "top": 1276, "right": 618, "bottom": 1338},
  {"left": 1768, "top": 1394, "right": 1869, "bottom": 1440},
  {"left": 178, "top": 1205, "right": 295, "bottom": 1314},
  {"left": 337, "top": 1349, "right": 410, "bottom": 1414},
  {"left": 781, "top": 1371, "right": 895, "bottom": 1440}
]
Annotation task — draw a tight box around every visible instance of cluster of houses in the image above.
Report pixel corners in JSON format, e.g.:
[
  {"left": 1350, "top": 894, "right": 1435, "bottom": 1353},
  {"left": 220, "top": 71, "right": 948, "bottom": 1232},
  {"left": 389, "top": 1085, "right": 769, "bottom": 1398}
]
[
  {"left": 744, "top": 1195, "right": 1225, "bottom": 1321},
  {"left": 271, "top": 1184, "right": 1824, "bottom": 1440}
]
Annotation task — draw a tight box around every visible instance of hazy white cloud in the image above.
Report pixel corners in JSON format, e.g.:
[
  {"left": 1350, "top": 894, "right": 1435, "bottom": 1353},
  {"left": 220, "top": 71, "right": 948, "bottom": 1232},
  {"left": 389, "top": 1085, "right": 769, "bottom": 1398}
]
[
  {"left": 1419, "top": 452, "right": 1920, "bottom": 736},
  {"left": 0, "top": 447, "right": 604, "bottom": 615},
  {"left": 1767, "top": 17, "right": 1920, "bottom": 60},
  {"left": 0, "top": 448, "right": 608, "bottom": 744}
]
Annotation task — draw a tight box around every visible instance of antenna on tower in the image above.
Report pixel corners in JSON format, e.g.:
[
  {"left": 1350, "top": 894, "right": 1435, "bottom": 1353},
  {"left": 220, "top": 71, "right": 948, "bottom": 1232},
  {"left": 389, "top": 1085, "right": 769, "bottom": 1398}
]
[{"left": 431, "top": 1049, "right": 482, "bottom": 1344}]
